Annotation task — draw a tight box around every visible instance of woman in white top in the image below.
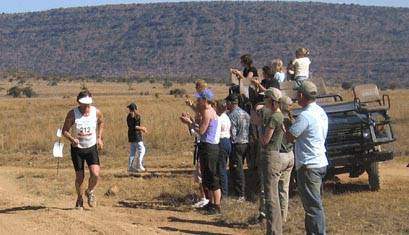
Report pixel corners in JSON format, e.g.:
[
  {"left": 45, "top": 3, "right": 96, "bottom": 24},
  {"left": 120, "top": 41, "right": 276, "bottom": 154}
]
[
  {"left": 62, "top": 90, "right": 104, "bottom": 209},
  {"left": 216, "top": 99, "right": 231, "bottom": 197},
  {"left": 289, "top": 47, "right": 311, "bottom": 85}
]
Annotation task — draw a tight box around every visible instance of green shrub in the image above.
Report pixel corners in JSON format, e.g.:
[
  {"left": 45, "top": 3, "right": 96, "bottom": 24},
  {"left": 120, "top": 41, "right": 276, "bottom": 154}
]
[{"left": 7, "top": 86, "right": 22, "bottom": 97}]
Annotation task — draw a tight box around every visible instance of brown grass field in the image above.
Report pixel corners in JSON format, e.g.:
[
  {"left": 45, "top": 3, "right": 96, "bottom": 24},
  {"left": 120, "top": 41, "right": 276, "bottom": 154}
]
[{"left": 0, "top": 80, "right": 408, "bottom": 234}]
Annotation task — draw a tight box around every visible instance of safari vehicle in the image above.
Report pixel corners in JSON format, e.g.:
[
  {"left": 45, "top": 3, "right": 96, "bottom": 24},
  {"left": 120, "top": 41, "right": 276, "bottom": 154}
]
[
  {"left": 287, "top": 83, "right": 396, "bottom": 191},
  {"left": 229, "top": 76, "right": 395, "bottom": 191}
]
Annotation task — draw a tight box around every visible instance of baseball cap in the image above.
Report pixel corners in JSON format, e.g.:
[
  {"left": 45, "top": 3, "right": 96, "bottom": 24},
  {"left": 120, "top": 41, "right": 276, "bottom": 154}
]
[
  {"left": 127, "top": 102, "right": 138, "bottom": 110},
  {"left": 195, "top": 88, "right": 214, "bottom": 101},
  {"left": 280, "top": 95, "right": 293, "bottom": 106},
  {"left": 225, "top": 93, "right": 239, "bottom": 104},
  {"left": 294, "top": 81, "right": 318, "bottom": 98},
  {"left": 263, "top": 87, "right": 282, "bottom": 102}
]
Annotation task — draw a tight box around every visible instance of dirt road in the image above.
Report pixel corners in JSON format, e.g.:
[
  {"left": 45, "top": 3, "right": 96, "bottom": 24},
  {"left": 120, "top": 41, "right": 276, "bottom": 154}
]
[
  {"left": 1, "top": 161, "right": 408, "bottom": 235},
  {"left": 0, "top": 167, "right": 245, "bottom": 235}
]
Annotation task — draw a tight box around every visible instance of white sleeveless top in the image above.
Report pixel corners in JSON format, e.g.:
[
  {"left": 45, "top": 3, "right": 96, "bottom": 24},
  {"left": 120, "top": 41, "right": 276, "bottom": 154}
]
[{"left": 73, "top": 106, "right": 97, "bottom": 149}]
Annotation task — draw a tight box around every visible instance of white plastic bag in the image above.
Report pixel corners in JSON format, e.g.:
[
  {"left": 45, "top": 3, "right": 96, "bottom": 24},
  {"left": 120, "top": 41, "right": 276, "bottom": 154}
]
[
  {"left": 56, "top": 128, "right": 62, "bottom": 138},
  {"left": 52, "top": 142, "right": 64, "bottom": 158}
]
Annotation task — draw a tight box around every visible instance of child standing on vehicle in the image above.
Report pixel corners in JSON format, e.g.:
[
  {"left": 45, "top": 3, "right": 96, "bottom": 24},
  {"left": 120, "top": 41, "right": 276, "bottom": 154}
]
[
  {"left": 289, "top": 48, "right": 311, "bottom": 85},
  {"left": 127, "top": 102, "right": 148, "bottom": 172}
]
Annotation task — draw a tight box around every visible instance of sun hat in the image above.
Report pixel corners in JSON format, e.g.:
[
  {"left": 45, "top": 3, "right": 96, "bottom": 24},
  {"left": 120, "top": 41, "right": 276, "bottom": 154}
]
[
  {"left": 195, "top": 88, "right": 214, "bottom": 101},
  {"left": 78, "top": 96, "right": 92, "bottom": 104},
  {"left": 77, "top": 90, "right": 93, "bottom": 104},
  {"left": 263, "top": 87, "right": 282, "bottom": 102},
  {"left": 280, "top": 95, "right": 293, "bottom": 106}
]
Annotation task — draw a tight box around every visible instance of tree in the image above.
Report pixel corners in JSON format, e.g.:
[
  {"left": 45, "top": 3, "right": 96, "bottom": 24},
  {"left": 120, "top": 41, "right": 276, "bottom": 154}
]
[{"left": 341, "top": 81, "right": 353, "bottom": 90}]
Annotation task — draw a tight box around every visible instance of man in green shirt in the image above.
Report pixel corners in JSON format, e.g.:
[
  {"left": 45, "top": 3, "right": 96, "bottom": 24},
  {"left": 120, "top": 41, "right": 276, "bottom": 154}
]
[{"left": 259, "top": 87, "right": 285, "bottom": 235}]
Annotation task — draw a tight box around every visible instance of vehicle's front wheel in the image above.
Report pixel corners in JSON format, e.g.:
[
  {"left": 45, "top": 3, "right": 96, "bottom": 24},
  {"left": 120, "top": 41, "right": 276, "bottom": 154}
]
[{"left": 366, "top": 162, "right": 380, "bottom": 191}]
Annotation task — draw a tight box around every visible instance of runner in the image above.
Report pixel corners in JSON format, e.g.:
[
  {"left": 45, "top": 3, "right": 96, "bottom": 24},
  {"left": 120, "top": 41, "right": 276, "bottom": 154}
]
[{"left": 62, "top": 90, "right": 104, "bottom": 209}]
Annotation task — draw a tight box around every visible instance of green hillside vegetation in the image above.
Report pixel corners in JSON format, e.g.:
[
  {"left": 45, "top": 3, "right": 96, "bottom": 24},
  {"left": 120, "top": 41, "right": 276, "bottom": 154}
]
[{"left": 0, "top": 1, "right": 408, "bottom": 87}]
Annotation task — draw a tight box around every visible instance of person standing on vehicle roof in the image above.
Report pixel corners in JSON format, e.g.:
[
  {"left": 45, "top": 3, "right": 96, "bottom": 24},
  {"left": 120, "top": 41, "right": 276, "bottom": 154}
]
[
  {"left": 286, "top": 81, "right": 328, "bottom": 235},
  {"left": 62, "top": 90, "right": 104, "bottom": 209}
]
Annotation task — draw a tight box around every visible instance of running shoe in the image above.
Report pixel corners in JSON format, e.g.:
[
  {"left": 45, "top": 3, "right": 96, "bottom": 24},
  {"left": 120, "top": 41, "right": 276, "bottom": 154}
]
[
  {"left": 128, "top": 167, "right": 138, "bottom": 173},
  {"left": 192, "top": 198, "right": 209, "bottom": 208},
  {"left": 205, "top": 204, "right": 221, "bottom": 215},
  {"left": 138, "top": 166, "right": 146, "bottom": 172},
  {"left": 75, "top": 197, "right": 84, "bottom": 210},
  {"left": 197, "top": 202, "right": 213, "bottom": 212},
  {"left": 237, "top": 196, "right": 245, "bottom": 202},
  {"left": 85, "top": 189, "right": 97, "bottom": 208},
  {"left": 257, "top": 212, "right": 266, "bottom": 221}
]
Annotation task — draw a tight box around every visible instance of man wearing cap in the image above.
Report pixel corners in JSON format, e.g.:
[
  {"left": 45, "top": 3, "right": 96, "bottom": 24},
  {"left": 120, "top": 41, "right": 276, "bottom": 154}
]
[
  {"left": 259, "top": 87, "right": 285, "bottom": 235},
  {"left": 286, "top": 81, "right": 328, "bottom": 235},
  {"left": 62, "top": 90, "right": 104, "bottom": 209},
  {"left": 127, "top": 102, "right": 148, "bottom": 172},
  {"left": 225, "top": 93, "right": 250, "bottom": 201},
  {"left": 180, "top": 88, "right": 222, "bottom": 214}
]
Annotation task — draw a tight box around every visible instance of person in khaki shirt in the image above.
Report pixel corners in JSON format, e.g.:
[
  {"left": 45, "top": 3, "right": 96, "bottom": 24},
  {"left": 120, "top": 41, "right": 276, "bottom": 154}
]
[{"left": 259, "top": 88, "right": 286, "bottom": 235}]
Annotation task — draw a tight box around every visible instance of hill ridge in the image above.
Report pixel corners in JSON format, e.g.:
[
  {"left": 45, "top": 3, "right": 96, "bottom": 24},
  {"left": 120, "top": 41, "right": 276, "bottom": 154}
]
[{"left": 0, "top": 1, "right": 408, "bottom": 87}]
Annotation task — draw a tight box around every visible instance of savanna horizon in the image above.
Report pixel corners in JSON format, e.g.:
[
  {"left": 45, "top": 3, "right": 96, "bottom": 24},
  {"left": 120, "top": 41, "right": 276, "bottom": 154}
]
[{"left": 0, "top": 80, "right": 408, "bottom": 234}]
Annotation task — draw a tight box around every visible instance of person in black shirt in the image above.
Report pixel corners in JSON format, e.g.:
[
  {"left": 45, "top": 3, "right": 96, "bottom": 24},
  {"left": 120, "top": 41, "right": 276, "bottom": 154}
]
[
  {"left": 253, "top": 66, "right": 280, "bottom": 92},
  {"left": 230, "top": 54, "right": 259, "bottom": 113},
  {"left": 127, "top": 102, "right": 148, "bottom": 172},
  {"left": 230, "top": 54, "right": 258, "bottom": 80}
]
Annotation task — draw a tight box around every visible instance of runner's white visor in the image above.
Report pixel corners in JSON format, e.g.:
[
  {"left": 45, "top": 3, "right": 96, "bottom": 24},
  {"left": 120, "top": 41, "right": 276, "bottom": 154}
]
[{"left": 78, "top": 96, "right": 93, "bottom": 104}]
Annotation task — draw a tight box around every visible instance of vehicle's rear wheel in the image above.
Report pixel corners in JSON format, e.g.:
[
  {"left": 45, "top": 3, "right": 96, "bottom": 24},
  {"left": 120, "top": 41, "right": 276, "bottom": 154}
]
[{"left": 366, "top": 162, "right": 380, "bottom": 191}]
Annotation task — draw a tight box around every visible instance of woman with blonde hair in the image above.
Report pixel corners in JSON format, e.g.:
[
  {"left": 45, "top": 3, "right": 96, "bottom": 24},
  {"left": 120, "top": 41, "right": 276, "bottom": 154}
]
[
  {"left": 186, "top": 79, "right": 209, "bottom": 110},
  {"left": 271, "top": 59, "right": 286, "bottom": 84}
]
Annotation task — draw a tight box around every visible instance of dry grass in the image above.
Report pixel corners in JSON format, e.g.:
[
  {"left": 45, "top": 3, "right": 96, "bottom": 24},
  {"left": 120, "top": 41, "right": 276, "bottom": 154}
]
[{"left": 0, "top": 81, "right": 408, "bottom": 234}]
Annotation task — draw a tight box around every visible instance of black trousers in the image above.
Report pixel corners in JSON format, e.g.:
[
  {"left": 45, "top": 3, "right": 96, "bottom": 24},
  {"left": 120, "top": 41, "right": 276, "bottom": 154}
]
[
  {"left": 198, "top": 143, "right": 220, "bottom": 191},
  {"left": 229, "top": 143, "right": 248, "bottom": 197}
]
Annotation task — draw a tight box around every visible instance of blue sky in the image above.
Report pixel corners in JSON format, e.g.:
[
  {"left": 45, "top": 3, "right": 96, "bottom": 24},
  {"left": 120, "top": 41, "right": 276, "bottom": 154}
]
[{"left": 1, "top": 0, "right": 408, "bottom": 13}]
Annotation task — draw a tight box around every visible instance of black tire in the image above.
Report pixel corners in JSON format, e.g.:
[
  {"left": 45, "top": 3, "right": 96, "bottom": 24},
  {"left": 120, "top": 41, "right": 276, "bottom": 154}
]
[{"left": 366, "top": 162, "right": 380, "bottom": 191}]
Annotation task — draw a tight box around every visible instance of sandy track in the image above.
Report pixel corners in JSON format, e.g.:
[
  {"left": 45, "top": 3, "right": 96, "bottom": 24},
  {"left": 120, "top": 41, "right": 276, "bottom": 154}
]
[{"left": 0, "top": 168, "right": 245, "bottom": 235}]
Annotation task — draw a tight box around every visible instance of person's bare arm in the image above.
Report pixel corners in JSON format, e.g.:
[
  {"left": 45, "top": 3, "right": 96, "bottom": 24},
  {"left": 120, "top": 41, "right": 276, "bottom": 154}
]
[
  {"left": 251, "top": 78, "right": 266, "bottom": 92},
  {"left": 62, "top": 110, "right": 78, "bottom": 146},
  {"left": 198, "top": 109, "right": 211, "bottom": 135},
  {"left": 230, "top": 69, "right": 245, "bottom": 80},
  {"left": 97, "top": 109, "right": 104, "bottom": 149},
  {"left": 135, "top": 126, "right": 148, "bottom": 133},
  {"left": 260, "top": 127, "right": 274, "bottom": 146},
  {"left": 246, "top": 71, "right": 254, "bottom": 80}
]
